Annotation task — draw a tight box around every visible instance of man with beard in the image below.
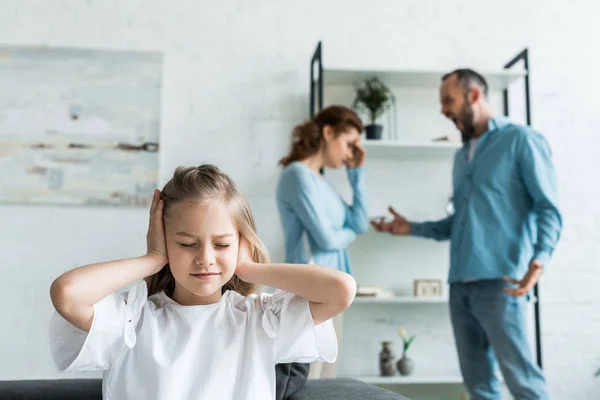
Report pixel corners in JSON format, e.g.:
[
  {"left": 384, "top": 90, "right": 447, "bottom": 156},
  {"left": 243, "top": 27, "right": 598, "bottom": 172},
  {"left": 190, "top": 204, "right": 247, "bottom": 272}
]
[{"left": 371, "top": 69, "right": 561, "bottom": 400}]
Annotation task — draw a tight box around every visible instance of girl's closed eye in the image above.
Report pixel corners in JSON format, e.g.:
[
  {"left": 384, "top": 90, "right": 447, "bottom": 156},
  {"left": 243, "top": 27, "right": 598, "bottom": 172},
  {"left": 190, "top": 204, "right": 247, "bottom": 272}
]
[{"left": 178, "top": 242, "right": 230, "bottom": 249}]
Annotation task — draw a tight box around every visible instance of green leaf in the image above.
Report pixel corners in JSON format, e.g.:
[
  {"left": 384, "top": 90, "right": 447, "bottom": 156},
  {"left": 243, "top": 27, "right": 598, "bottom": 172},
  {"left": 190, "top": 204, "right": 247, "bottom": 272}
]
[
  {"left": 404, "top": 335, "right": 416, "bottom": 351},
  {"left": 596, "top": 367, "right": 600, "bottom": 377},
  {"left": 352, "top": 77, "right": 394, "bottom": 124}
]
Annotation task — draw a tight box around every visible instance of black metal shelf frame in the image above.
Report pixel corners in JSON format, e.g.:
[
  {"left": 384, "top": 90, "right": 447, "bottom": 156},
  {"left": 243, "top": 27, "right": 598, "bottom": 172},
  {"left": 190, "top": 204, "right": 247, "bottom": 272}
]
[{"left": 504, "top": 49, "right": 542, "bottom": 369}]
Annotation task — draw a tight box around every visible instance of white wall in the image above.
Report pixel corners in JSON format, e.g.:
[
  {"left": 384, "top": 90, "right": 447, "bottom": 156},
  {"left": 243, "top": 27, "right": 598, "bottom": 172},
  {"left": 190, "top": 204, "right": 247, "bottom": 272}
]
[{"left": 1, "top": 0, "right": 599, "bottom": 398}]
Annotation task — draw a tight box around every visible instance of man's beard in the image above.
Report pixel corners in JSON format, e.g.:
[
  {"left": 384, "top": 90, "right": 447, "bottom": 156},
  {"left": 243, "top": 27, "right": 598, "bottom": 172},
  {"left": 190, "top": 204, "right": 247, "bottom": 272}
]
[{"left": 458, "top": 102, "right": 476, "bottom": 143}]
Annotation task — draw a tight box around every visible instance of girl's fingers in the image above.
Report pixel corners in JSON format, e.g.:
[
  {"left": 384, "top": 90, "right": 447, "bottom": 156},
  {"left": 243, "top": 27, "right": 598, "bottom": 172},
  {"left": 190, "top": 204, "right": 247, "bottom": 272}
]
[
  {"left": 148, "top": 191, "right": 157, "bottom": 225},
  {"left": 154, "top": 199, "right": 164, "bottom": 225},
  {"left": 237, "top": 236, "right": 252, "bottom": 263},
  {"left": 149, "top": 189, "right": 159, "bottom": 215},
  {"left": 157, "top": 200, "right": 165, "bottom": 224},
  {"left": 149, "top": 190, "right": 164, "bottom": 228}
]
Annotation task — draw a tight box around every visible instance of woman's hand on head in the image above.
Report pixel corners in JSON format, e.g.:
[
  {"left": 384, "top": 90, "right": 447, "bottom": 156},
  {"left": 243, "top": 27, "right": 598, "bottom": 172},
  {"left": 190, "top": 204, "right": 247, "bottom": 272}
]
[
  {"left": 345, "top": 142, "right": 366, "bottom": 168},
  {"left": 146, "top": 189, "right": 169, "bottom": 271}
]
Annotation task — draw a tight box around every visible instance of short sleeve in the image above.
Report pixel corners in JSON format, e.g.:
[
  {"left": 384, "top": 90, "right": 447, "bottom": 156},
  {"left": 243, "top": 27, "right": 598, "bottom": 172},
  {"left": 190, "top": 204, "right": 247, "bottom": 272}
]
[
  {"left": 48, "top": 280, "right": 147, "bottom": 372},
  {"left": 259, "top": 290, "right": 338, "bottom": 364}
]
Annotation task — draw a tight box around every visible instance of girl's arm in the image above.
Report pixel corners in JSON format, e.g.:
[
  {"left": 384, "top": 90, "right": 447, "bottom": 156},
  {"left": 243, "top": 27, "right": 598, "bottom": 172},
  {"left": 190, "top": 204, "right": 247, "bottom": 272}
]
[
  {"left": 236, "top": 241, "right": 356, "bottom": 325},
  {"left": 50, "top": 190, "right": 168, "bottom": 332}
]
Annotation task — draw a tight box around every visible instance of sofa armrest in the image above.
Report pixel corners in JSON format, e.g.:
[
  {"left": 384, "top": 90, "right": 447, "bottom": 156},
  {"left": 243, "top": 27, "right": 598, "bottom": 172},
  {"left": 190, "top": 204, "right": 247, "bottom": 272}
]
[{"left": 0, "top": 379, "right": 102, "bottom": 400}]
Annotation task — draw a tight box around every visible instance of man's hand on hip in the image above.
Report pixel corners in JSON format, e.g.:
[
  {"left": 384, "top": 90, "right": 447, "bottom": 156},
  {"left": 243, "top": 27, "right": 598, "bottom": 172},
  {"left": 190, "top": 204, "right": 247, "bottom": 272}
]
[{"left": 503, "top": 260, "right": 544, "bottom": 297}]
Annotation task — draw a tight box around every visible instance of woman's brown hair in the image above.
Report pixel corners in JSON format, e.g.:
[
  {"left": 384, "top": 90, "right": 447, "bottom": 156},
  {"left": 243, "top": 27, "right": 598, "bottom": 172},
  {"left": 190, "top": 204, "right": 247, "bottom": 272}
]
[
  {"left": 279, "top": 105, "right": 364, "bottom": 167},
  {"left": 146, "top": 164, "right": 270, "bottom": 298}
]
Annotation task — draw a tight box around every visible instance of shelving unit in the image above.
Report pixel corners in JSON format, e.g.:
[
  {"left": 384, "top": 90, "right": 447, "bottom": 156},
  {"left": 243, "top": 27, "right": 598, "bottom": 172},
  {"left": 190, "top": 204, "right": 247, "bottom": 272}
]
[
  {"left": 321, "top": 68, "right": 526, "bottom": 90},
  {"left": 361, "top": 140, "right": 460, "bottom": 159},
  {"left": 349, "top": 373, "right": 505, "bottom": 385},
  {"left": 308, "top": 41, "right": 541, "bottom": 393},
  {"left": 352, "top": 296, "right": 448, "bottom": 304},
  {"left": 310, "top": 42, "right": 529, "bottom": 119},
  {"left": 349, "top": 375, "right": 463, "bottom": 385},
  {"left": 353, "top": 295, "right": 536, "bottom": 305}
]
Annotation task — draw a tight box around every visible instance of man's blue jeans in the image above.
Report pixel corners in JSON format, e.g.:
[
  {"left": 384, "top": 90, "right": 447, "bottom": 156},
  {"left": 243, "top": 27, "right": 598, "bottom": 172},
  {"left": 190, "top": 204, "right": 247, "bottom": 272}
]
[{"left": 449, "top": 279, "right": 549, "bottom": 400}]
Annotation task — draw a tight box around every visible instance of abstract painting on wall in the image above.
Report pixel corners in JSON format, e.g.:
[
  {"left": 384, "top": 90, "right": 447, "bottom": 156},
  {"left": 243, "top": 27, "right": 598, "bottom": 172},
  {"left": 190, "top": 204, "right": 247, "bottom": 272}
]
[{"left": 0, "top": 46, "right": 163, "bottom": 206}]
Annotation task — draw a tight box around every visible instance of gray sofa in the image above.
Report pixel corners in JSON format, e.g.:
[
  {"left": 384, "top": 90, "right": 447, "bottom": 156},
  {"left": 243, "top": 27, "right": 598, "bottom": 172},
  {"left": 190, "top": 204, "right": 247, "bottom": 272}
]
[{"left": 0, "top": 378, "right": 408, "bottom": 399}]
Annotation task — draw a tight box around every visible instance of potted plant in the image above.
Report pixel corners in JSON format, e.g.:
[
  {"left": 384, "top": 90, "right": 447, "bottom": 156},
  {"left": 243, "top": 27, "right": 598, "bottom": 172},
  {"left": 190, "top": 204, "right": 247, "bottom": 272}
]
[
  {"left": 396, "top": 327, "right": 416, "bottom": 376},
  {"left": 352, "top": 76, "right": 394, "bottom": 140}
]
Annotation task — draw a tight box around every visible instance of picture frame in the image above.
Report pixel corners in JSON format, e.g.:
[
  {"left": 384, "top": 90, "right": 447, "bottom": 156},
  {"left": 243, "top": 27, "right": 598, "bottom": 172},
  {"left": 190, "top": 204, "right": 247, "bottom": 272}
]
[{"left": 413, "top": 279, "right": 443, "bottom": 297}]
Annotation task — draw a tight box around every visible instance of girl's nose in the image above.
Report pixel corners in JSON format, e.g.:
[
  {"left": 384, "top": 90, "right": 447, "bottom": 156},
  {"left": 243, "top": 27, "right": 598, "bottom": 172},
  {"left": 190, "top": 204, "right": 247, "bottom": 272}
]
[{"left": 194, "top": 246, "right": 216, "bottom": 266}]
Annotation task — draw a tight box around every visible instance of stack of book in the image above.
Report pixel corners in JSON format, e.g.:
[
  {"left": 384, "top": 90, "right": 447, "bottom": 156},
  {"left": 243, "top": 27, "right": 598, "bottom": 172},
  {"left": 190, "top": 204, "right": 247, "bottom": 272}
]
[{"left": 356, "top": 286, "right": 395, "bottom": 298}]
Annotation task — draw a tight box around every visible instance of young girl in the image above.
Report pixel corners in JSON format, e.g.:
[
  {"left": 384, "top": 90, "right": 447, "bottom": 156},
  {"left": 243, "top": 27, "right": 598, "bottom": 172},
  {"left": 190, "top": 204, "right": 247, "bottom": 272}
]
[{"left": 49, "top": 164, "right": 356, "bottom": 400}]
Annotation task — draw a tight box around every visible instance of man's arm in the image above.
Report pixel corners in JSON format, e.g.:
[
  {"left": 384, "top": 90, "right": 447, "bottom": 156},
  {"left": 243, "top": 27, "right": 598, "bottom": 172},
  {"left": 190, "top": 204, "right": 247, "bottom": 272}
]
[
  {"left": 519, "top": 132, "right": 562, "bottom": 266},
  {"left": 371, "top": 207, "right": 453, "bottom": 241},
  {"left": 410, "top": 215, "right": 454, "bottom": 241},
  {"left": 504, "top": 132, "right": 562, "bottom": 297}
]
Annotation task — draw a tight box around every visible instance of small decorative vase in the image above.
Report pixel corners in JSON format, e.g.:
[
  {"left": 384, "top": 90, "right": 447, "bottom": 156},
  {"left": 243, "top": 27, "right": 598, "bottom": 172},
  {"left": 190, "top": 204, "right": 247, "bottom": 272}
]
[
  {"left": 397, "top": 354, "right": 414, "bottom": 376},
  {"left": 379, "top": 341, "right": 396, "bottom": 376}
]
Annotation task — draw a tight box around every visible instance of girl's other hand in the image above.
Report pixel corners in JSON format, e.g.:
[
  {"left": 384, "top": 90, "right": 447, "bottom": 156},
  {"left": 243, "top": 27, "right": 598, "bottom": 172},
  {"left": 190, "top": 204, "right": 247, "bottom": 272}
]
[
  {"left": 235, "top": 236, "right": 255, "bottom": 282},
  {"left": 146, "top": 189, "right": 169, "bottom": 270}
]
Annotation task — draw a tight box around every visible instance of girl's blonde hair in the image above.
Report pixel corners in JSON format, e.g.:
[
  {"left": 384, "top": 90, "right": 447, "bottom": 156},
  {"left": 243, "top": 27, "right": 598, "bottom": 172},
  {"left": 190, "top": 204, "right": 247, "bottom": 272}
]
[{"left": 146, "top": 164, "right": 270, "bottom": 298}]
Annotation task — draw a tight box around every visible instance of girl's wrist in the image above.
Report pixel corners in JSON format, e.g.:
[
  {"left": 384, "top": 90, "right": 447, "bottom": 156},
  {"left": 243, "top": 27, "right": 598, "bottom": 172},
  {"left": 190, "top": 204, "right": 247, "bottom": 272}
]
[
  {"left": 235, "top": 260, "right": 260, "bottom": 284},
  {"left": 143, "top": 252, "right": 168, "bottom": 276}
]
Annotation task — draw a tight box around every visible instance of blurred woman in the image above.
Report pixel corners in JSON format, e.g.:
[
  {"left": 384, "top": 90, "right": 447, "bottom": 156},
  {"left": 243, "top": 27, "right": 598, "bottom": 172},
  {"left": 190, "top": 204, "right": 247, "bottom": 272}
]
[{"left": 276, "top": 105, "right": 369, "bottom": 379}]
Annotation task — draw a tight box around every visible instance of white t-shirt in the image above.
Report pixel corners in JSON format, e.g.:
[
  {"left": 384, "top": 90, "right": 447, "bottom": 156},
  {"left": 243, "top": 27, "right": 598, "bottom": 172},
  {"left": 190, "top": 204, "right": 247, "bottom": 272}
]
[{"left": 48, "top": 281, "right": 337, "bottom": 400}]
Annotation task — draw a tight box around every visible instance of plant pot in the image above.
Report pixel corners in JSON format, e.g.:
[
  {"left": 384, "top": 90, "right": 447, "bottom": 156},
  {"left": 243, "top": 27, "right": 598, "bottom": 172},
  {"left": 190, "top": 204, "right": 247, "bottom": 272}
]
[
  {"left": 365, "top": 124, "right": 383, "bottom": 140},
  {"left": 396, "top": 355, "right": 414, "bottom": 376}
]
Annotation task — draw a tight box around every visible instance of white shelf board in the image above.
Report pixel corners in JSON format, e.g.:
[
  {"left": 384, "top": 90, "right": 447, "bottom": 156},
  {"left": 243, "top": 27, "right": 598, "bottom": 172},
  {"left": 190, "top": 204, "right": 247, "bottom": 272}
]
[
  {"left": 352, "top": 296, "right": 448, "bottom": 304},
  {"left": 347, "top": 375, "right": 463, "bottom": 385},
  {"left": 321, "top": 67, "right": 526, "bottom": 90},
  {"left": 361, "top": 140, "right": 461, "bottom": 158}
]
